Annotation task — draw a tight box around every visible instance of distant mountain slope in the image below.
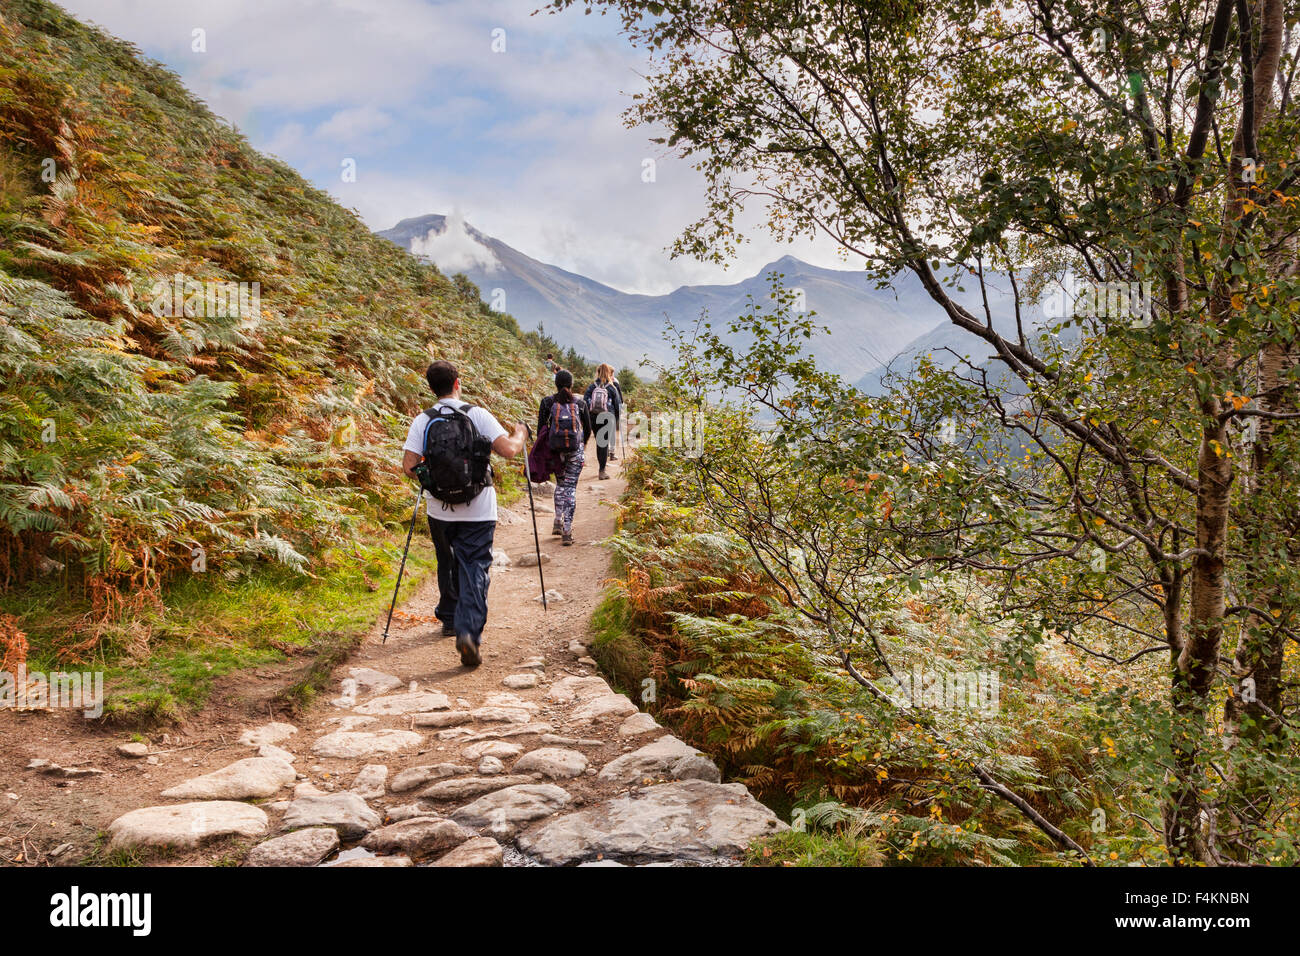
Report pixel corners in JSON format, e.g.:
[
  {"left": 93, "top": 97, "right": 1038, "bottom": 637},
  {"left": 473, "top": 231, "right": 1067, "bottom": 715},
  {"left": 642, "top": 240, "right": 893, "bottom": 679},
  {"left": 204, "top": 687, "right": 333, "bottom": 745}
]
[
  {"left": 378, "top": 215, "right": 1022, "bottom": 381},
  {"left": 0, "top": 0, "right": 550, "bottom": 604},
  {"left": 855, "top": 315, "right": 1016, "bottom": 395},
  {"left": 379, "top": 213, "right": 656, "bottom": 367},
  {"left": 855, "top": 286, "right": 1066, "bottom": 396}
]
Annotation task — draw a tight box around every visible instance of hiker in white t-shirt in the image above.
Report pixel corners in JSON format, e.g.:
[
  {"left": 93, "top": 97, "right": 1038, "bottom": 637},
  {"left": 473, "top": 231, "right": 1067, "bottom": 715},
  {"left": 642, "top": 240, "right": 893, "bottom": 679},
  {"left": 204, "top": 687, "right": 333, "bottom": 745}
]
[{"left": 402, "top": 360, "right": 527, "bottom": 668}]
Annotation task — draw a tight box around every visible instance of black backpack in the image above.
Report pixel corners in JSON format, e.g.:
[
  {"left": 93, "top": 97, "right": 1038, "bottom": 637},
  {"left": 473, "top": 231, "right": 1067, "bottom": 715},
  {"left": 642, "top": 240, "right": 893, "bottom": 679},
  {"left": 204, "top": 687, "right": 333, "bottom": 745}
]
[
  {"left": 548, "top": 398, "right": 583, "bottom": 454},
  {"left": 414, "top": 403, "right": 493, "bottom": 506}
]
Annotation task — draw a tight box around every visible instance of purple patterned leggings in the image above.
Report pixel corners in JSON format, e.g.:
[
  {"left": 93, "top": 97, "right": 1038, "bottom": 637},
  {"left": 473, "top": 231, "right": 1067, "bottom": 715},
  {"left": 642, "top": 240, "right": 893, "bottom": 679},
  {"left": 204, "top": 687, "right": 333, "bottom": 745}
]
[{"left": 554, "top": 448, "right": 584, "bottom": 533}]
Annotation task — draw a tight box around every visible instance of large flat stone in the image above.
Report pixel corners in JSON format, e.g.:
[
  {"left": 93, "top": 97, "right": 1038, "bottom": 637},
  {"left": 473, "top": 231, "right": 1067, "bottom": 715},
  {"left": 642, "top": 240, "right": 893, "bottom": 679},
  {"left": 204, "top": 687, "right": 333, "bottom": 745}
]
[
  {"left": 259, "top": 743, "right": 297, "bottom": 764},
  {"left": 482, "top": 693, "right": 539, "bottom": 711},
  {"left": 350, "top": 764, "right": 388, "bottom": 800},
  {"left": 461, "top": 740, "right": 523, "bottom": 761},
  {"left": 361, "top": 817, "right": 477, "bottom": 858},
  {"left": 450, "top": 784, "right": 571, "bottom": 828},
  {"left": 417, "top": 775, "right": 535, "bottom": 801},
  {"left": 329, "top": 855, "right": 414, "bottom": 867},
  {"left": 282, "top": 793, "right": 382, "bottom": 839},
  {"left": 469, "top": 706, "right": 533, "bottom": 724},
  {"left": 598, "top": 736, "right": 720, "bottom": 785},
  {"left": 571, "top": 694, "right": 639, "bottom": 722},
  {"left": 517, "top": 780, "right": 787, "bottom": 864},
  {"left": 412, "top": 711, "right": 472, "bottom": 728},
  {"left": 390, "top": 764, "right": 470, "bottom": 792},
  {"left": 311, "top": 729, "right": 423, "bottom": 759},
  {"left": 108, "top": 802, "right": 268, "bottom": 850},
  {"left": 619, "top": 713, "right": 660, "bottom": 737},
  {"left": 458, "top": 723, "right": 554, "bottom": 742},
  {"left": 348, "top": 667, "right": 404, "bottom": 696},
  {"left": 514, "top": 748, "right": 588, "bottom": 780},
  {"left": 430, "top": 836, "right": 504, "bottom": 867},
  {"left": 160, "top": 757, "right": 295, "bottom": 800},
  {"left": 384, "top": 803, "right": 442, "bottom": 823},
  {"left": 353, "top": 691, "right": 450, "bottom": 716},
  {"left": 236, "top": 722, "right": 298, "bottom": 748},
  {"left": 245, "top": 827, "right": 339, "bottom": 867},
  {"left": 546, "top": 676, "right": 612, "bottom": 703}
]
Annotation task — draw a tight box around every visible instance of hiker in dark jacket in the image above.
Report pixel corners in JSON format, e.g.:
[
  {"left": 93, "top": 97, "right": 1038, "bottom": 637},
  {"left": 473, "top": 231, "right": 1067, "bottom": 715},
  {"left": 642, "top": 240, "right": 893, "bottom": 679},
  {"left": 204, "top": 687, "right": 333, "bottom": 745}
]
[
  {"left": 583, "top": 363, "right": 622, "bottom": 480},
  {"left": 537, "top": 369, "right": 591, "bottom": 546}
]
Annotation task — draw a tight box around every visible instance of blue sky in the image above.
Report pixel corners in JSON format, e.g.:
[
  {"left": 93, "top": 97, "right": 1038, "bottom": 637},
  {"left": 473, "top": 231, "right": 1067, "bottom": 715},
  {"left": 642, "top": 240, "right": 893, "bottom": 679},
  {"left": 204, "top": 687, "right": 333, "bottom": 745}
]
[{"left": 57, "top": 0, "right": 855, "bottom": 294}]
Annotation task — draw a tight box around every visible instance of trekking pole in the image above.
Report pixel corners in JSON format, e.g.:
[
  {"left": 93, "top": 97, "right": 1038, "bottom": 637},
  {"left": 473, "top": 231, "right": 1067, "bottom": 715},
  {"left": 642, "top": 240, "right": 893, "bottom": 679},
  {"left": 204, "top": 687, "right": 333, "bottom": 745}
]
[
  {"left": 522, "top": 425, "right": 548, "bottom": 611},
  {"left": 381, "top": 487, "right": 424, "bottom": 644}
]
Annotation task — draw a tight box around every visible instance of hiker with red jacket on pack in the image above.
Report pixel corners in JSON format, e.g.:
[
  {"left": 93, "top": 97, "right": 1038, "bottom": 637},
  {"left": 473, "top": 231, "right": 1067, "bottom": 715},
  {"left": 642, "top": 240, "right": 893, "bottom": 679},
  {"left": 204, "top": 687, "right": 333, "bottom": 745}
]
[
  {"left": 535, "top": 369, "right": 591, "bottom": 546},
  {"left": 583, "top": 363, "right": 622, "bottom": 480}
]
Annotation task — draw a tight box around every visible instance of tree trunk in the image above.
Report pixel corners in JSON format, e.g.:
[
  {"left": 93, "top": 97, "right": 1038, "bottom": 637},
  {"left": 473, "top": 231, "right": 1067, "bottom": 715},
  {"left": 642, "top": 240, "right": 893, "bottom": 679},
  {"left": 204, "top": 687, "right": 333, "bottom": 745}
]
[{"left": 1216, "top": 0, "right": 1289, "bottom": 858}]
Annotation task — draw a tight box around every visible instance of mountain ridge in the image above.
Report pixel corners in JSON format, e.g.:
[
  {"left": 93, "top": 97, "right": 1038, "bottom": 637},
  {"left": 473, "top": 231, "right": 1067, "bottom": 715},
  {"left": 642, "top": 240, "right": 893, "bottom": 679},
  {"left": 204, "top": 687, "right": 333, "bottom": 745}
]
[{"left": 377, "top": 213, "right": 997, "bottom": 381}]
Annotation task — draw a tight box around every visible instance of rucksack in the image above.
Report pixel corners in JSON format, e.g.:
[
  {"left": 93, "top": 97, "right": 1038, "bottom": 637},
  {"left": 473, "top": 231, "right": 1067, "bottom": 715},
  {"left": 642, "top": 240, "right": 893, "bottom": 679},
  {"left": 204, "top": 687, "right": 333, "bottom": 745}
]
[
  {"left": 590, "top": 382, "right": 610, "bottom": 415},
  {"left": 415, "top": 403, "right": 493, "bottom": 506},
  {"left": 548, "top": 398, "right": 583, "bottom": 454}
]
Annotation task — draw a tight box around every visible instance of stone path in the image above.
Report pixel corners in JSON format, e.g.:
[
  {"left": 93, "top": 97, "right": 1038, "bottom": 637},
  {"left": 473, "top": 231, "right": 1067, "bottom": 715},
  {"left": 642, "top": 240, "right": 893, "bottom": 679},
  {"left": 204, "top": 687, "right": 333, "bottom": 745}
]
[{"left": 104, "top": 460, "right": 787, "bottom": 866}]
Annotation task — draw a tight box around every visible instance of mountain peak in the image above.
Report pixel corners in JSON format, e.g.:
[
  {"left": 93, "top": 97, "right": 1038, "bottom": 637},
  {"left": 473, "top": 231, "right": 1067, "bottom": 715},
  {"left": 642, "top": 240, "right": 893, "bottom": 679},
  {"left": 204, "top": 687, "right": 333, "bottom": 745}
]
[{"left": 759, "top": 254, "right": 808, "bottom": 273}]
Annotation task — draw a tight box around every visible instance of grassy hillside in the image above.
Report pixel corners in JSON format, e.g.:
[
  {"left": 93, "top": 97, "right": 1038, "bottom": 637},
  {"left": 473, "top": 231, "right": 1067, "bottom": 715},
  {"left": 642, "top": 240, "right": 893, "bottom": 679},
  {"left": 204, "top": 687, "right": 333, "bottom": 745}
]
[{"left": 0, "top": 0, "right": 550, "bottom": 717}]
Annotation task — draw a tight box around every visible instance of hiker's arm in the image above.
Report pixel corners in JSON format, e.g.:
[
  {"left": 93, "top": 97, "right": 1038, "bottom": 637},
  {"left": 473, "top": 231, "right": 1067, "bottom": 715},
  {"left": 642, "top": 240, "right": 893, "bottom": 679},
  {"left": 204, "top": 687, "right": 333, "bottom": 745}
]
[
  {"left": 492, "top": 422, "right": 527, "bottom": 459},
  {"left": 536, "top": 398, "right": 549, "bottom": 436},
  {"left": 402, "top": 449, "right": 421, "bottom": 480}
]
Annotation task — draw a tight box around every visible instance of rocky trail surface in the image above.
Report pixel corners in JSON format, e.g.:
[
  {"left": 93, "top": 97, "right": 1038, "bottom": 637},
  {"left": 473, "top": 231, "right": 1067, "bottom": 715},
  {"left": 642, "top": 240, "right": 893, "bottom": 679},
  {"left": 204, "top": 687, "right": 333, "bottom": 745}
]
[{"left": 4, "top": 458, "right": 786, "bottom": 867}]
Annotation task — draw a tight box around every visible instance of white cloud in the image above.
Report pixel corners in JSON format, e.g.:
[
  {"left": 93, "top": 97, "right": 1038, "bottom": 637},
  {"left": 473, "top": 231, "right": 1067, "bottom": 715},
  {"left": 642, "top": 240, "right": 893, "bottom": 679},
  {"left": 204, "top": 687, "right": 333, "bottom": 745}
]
[
  {"left": 58, "top": 0, "right": 868, "bottom": 295},
  {"left": 409, "top": 211, "right": 500, "bottom": 274},
  {"left": 315, "top": 106, "right": 395, "bottom": 142}
]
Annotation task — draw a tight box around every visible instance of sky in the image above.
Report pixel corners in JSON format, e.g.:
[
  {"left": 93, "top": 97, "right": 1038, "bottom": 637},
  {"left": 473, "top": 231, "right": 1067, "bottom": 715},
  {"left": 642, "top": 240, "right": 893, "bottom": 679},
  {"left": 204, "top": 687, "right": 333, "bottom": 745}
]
[{"left": 56, "top": 0, "right": 862, "bottom": 295}]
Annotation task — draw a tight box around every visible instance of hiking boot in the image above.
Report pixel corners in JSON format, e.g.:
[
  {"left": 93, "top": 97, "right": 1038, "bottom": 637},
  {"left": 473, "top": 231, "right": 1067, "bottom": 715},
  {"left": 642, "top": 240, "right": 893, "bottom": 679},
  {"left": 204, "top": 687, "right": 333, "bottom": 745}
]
[
  {"left": 551, "top": 520, "right": 562, "bottom": 536},
  {"left": 609, "top": 452, "right": 618, "bottom": 461},
  {"left": 598, "top": 469, "right": 609, "bottom": 480},
  {"left": 562, "top": 531, "right": 574, "bottom": 546},
  {"left": 455, "top": 634, "right": 481, "bottom": 668}
]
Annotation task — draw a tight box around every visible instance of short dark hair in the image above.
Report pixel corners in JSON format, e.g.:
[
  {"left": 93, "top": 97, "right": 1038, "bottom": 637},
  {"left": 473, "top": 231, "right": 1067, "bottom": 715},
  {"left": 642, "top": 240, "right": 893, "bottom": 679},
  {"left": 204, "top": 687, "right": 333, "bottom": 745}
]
[
  {"left": 427, "top": 360, "right": 458, "bottom": 397},
  {"left": 546, "top": 353, "right": 554, "bottom": 360}
]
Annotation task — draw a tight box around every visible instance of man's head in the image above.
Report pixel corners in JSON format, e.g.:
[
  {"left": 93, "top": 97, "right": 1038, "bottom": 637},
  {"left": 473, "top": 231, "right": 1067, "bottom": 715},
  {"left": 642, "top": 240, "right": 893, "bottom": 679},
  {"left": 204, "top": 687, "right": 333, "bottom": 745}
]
[
  {"left": 546, "top": 353, "right": 554, "bottom": 361},
  {"left": 427, "top": 360, "right": 459, "bottom": 398}
]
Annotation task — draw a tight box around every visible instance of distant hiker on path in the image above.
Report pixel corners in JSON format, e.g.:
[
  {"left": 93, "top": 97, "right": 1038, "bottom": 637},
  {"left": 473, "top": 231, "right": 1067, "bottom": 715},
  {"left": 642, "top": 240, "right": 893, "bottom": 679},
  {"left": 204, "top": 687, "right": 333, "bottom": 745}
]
[
  {"left": 544, "top": 354, "right": 558, "bottom": 373},
  {"left": 608, "top": 371, "right": 625, "bottom": 461},
  {"left": 402, "top": 360, "right": 527, "bottom": 668},
  {"left": 584, "top": 363, "right": 622, "bottom": 480},
  {"left": 537, "top": 369, "right": 591, "bottom": 546}
]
